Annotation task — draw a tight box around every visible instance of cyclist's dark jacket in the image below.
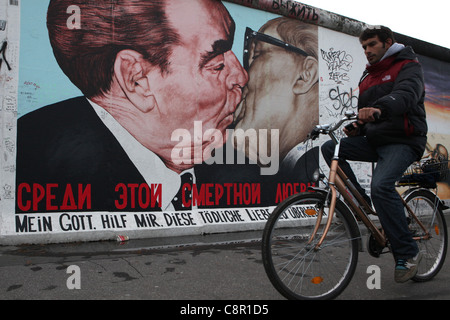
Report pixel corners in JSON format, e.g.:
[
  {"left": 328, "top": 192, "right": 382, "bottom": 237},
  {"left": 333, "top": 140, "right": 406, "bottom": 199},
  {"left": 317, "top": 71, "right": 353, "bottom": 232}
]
[{"left": 358, "top": 45, "right": 427, "bottom": 159}]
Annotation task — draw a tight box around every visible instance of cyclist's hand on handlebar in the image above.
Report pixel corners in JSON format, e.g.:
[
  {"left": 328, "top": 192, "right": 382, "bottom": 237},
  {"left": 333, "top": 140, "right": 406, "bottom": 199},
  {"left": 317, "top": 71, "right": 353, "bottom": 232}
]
[{"left": 359, "top": 107, "right": 381, "bottom": 123}]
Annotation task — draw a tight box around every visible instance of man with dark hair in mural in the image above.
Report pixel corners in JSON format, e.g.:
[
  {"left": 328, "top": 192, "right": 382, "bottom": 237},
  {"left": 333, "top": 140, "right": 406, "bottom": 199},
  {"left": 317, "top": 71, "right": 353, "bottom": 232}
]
[
  {"left": 16, "top": 0, "right": 250, "bottom": 212},
  {"left": 233, "top": 17, "right": 320, "bottom": 186},
  {"left": 322, "top": 25, "right": 428, "bottom": 283}
]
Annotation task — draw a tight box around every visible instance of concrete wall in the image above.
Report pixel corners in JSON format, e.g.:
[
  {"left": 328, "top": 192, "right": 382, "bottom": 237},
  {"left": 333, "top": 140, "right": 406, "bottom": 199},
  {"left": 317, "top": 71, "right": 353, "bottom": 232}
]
[{"left": 1, "top": 0, "right": 449, "bottom": 244}]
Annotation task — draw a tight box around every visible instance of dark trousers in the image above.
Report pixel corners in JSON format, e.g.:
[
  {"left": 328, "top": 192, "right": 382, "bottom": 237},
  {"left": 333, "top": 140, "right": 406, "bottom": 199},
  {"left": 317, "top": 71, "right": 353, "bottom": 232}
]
[{"left": 321, "top": 136, "right": 419, "bottom": 260}]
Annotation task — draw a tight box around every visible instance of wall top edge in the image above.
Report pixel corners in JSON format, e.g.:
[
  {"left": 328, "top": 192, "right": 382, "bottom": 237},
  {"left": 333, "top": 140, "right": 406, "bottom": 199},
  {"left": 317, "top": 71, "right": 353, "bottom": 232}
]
[{"left": 224, "top": 0, "right": 450, "bottom": 62}]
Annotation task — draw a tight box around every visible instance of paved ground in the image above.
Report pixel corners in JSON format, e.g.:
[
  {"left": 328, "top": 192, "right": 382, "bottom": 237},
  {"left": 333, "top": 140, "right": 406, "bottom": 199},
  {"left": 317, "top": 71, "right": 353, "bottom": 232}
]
[{"left": 1, "top": 223, "right": 449, "bottom": 302}]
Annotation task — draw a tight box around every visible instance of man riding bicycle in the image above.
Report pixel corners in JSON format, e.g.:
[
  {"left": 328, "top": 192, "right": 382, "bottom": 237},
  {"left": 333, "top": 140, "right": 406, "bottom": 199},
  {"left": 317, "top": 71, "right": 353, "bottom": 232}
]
[{"left": 321, "top": 25, "right": 428, "bottom": 283}]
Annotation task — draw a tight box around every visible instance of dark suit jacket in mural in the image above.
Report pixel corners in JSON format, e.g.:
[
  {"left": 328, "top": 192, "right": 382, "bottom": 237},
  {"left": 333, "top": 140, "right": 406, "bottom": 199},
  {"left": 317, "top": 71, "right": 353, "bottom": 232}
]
[{"left": 16, "top": 97, "right": 150, "bottom": 212}]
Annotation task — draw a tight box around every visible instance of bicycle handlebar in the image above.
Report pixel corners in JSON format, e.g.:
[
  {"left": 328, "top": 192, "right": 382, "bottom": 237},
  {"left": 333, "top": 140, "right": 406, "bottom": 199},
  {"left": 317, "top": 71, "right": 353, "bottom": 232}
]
[
  {"left": 308, "top": 111, "right": 358, "bottom": 140},
  {"left": 308, "top": 110, "right": 380, "bottom": 140}
]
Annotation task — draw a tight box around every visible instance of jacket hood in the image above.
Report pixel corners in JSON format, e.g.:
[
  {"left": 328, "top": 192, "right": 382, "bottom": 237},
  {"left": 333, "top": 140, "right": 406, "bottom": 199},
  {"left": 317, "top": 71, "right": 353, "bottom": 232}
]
[
  {"left": 394, "top": 45, "right": 418, "bottom": 61},
  {"left": 381, "top": 43, "right": 405, "bottom": 61}
]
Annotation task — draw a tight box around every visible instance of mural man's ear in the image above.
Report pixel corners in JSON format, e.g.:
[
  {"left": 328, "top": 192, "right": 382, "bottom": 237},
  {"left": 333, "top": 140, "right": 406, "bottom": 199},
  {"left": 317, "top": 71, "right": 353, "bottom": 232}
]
[
  {"left": 114, "top": 50, "right": 157, "bottom": 113},
  {"left": 293, "top": 56, "right": 319, "bottom": 95}
]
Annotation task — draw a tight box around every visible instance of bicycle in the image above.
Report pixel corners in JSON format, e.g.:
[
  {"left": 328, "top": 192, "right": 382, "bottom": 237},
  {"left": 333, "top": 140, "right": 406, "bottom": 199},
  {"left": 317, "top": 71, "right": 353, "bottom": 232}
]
[{"left": 262, "top": 111, "right": 448, "bottom": 300}]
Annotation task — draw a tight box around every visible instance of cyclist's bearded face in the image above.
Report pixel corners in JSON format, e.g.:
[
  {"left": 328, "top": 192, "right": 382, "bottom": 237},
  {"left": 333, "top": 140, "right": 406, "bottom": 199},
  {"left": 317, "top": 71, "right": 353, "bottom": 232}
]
[{"left": 361, "top": 36, "right": 392, "bottom": 65}]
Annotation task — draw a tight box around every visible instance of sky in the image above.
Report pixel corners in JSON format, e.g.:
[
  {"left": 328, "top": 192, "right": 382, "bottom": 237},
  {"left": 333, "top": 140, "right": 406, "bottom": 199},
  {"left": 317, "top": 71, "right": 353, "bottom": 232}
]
[{"left": 301, "top": 0, "right": 450, "bottom": 49}]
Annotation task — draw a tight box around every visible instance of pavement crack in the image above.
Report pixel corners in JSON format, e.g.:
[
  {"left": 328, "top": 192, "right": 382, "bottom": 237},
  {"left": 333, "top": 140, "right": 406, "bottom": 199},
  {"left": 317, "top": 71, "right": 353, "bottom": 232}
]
[
  {"left": 87, "top": 260, "right": 108, "bottom": 273},
  {"left": 121, "top": 257, "right": 144, "bottom": 278}
]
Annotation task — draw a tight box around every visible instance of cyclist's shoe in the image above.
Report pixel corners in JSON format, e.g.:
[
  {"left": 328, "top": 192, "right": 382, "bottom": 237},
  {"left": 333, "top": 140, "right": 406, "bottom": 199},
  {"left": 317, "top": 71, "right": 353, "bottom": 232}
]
[{"left": 394, "top": 252, "right": 422, "bottom": 283}]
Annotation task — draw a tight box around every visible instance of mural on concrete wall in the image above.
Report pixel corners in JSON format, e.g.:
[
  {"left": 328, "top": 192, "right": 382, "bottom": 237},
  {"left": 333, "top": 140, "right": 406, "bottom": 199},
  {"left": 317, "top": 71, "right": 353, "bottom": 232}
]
[
  {"left": 419, "top": 55, "right": 450, "bottom": 198},
  {"left": 1, "top": 0, "right": 449, "bottom": 242},
  {"left": 9, "top": 0, "right": 322, "bottom": 239}
]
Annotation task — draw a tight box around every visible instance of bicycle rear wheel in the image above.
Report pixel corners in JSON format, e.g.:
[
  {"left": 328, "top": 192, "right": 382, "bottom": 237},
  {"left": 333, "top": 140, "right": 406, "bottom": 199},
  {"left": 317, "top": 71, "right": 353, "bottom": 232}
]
[
  {"left": 403, "top": 188, "right": 448, "bottom": 282},
  {"left": 262, "top": 192, "right": 360, "bottom": 300}
]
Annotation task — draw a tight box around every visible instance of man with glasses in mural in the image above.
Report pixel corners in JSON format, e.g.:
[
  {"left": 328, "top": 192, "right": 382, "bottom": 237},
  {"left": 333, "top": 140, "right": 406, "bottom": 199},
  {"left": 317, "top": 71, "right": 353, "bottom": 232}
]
[
  {"left": 321, "top": 25, "right": 428, "bottom": 283},
  {"left": 16, "top": 0, "right": 250, "bottom": 212},
  {"left": 233, "top": 17, "right": 320, "bottom": 196}
]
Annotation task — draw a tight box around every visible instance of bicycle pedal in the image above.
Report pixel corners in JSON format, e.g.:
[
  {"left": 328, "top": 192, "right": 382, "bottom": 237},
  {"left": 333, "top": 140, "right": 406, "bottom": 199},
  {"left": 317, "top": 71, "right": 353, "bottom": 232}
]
[{"left": 367, "top": 233, "right": 388, "bottom": 258}]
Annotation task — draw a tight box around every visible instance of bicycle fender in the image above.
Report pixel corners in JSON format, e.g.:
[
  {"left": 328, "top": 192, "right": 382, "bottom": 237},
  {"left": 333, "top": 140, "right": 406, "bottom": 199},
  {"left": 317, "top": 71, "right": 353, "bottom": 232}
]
[
  {"left": 307, "top": 187, "right": 329, "bottom": 196},
  {"left": 402, "top": 187, "right": 448, "bottom": 210}
]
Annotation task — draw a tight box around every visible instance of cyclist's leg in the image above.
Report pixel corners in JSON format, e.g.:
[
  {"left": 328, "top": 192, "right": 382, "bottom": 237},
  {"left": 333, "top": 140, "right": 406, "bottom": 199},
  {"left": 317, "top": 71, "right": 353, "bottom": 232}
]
[
  {"left": 321, "top": 136, "right": 377, "bottom": 204},
  {"left": 371, "top": 144, "right": 419, "bottom": 260}
]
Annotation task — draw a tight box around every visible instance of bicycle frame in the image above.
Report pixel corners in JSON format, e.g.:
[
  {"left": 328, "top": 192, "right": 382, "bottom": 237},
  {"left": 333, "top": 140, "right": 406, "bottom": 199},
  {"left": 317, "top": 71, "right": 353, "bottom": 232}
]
[{"left": 309, "top": 113, "right": 432, "bottom": 251}]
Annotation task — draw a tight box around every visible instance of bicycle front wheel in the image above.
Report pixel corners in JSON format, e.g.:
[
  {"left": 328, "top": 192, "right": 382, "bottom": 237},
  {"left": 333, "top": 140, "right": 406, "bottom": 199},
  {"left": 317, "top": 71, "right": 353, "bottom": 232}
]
[
  {"left": 262, "top": 192, "right": 360, "bottom": 300},
  {"left": 403, "top": 188, "right": 448, "bottom": 282}
]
